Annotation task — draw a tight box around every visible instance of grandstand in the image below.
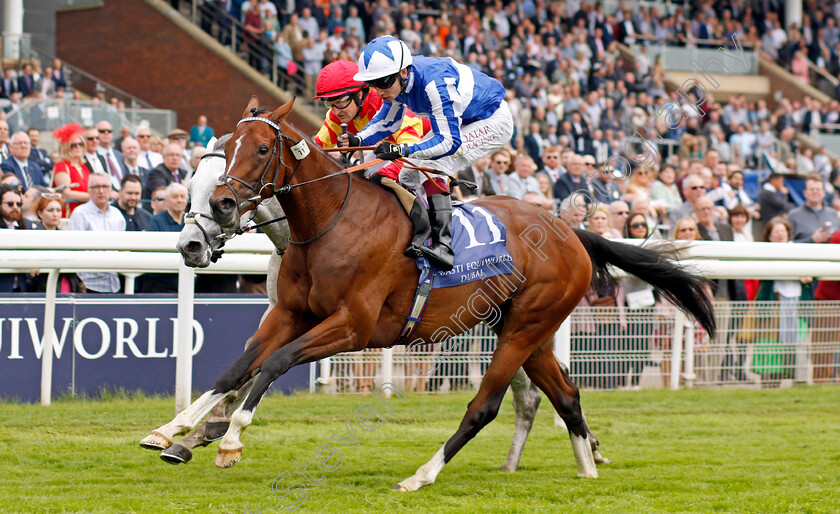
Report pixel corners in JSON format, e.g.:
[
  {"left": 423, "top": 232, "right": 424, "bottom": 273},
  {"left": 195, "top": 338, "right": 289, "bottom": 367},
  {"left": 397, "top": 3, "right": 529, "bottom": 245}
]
[{"left": 1, "top": 0, "right": 839, "bottom": 403}]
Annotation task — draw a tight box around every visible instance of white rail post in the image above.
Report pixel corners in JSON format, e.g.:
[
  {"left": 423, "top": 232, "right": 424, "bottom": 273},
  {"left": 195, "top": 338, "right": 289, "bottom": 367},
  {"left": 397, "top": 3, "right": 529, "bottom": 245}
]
[
  {"left": 40, "top": 269, "right": 59, "bottom": 406},
  {"left": 554, "top": 317, "right": 572, "bottom": 427},
  {"left": 684, "top": 322, "right": 695, "bottom": 389},
  {"left": 381, "top": 348, "right": 393, "bottom": 397},
  {"left": 670, "top": 309, "right": 686, "bottom": 391},
  {"left": 175, "top": 262, "right": 195, "bottom": 413}
]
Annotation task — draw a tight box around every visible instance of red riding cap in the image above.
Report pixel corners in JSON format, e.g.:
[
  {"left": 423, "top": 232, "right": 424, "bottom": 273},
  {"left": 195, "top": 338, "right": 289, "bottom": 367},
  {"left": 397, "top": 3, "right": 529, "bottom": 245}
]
[{"left": 313, "top": 60, "right": 366, "bottom": 100}]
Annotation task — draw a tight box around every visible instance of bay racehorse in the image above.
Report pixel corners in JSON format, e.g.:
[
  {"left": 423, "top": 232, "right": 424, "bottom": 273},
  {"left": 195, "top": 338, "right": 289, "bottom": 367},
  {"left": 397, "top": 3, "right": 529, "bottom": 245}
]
[
  {"left": 142, "top": 97, "right": 715, "bottom": 491},
  {"left": 165, "top": 134, "right": 547, "bottom": 472},
  {"left": 153, "top": 135, "right": 290, "bottom": 464}
]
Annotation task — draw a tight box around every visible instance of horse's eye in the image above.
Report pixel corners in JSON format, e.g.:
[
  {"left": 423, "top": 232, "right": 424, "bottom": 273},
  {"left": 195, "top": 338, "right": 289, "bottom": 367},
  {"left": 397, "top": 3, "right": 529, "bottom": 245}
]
[{"left": 258, "top": 145, "right": 270, "bottom": 156}]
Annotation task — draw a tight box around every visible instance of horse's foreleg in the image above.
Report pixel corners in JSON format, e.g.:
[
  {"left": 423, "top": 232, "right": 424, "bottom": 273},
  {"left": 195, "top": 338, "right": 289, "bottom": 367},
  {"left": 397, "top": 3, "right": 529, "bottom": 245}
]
[
  {"left": 159, "top": 378, "right": 256, "bottom": 464},
  {"left": 502, "top": 366, "right": 541, "bottom": 472},
  {"left": 394, "top": 344, "right": 529, "bottom": 492},
  {"left": 522, "top": 345, "right": 601, "bottom": 478},
  {"left": 139, "top": 342, "right": 262, "bottom": 451},
  {"left": 216, "top": 308, "right": 370, "bottom": 469}
]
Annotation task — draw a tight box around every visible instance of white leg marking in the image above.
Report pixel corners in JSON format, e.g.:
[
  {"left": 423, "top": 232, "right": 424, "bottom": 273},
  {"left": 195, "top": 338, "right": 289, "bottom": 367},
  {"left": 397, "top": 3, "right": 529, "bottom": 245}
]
[
  {"left": 156, "top": 391, "right": 226, "bottom": 439},
  {"left": 570, "top": 434, "right": 598, "bottom": 478},
  {"left": 394, "top": 446, "right": 446, "bottom": 492},
  {"left": 219, "top": 404, "right": 256, "bottom": 451}
]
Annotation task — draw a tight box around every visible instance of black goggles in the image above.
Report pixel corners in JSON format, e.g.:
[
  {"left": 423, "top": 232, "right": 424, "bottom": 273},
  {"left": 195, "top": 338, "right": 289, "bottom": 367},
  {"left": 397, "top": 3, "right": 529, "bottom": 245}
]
[{"left": 365, "top": 73, "right": 399, "bottom": 90}]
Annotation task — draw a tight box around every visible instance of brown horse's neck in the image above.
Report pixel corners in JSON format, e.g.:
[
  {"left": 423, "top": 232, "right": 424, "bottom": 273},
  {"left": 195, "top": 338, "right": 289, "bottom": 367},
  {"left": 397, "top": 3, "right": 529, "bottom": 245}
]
[{"left": 276, "top": 122, "right": 383, "bottom": 245}]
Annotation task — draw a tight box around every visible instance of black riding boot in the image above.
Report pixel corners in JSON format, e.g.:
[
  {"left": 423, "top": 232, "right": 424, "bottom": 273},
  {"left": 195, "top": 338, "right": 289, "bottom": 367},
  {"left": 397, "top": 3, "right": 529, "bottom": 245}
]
[
  {"left": 419, "top": 194, "right": 455, "bottom": 271},
  {"left": 403, "top": 197, "right": 432, "bottom": 258}
]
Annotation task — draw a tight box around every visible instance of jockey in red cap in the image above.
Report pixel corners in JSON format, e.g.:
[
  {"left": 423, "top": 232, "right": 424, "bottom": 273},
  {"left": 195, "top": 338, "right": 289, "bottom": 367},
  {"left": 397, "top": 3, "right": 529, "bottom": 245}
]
[
  {"left": 313, "top": 60, "right": 429, "bottom": 181},
  {"left": 313, "top": 59, "right": 434, "bottom": 260}
]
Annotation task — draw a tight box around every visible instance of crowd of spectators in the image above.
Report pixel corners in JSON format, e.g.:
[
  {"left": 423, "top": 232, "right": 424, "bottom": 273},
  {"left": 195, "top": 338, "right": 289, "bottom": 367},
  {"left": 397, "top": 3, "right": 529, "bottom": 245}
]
[{"left": 3, "top": 1, "right": 840, "bottom": 385}]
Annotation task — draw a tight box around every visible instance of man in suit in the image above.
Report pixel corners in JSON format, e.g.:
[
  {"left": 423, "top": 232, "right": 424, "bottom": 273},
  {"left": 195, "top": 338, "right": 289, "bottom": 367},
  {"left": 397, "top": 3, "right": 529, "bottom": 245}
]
[
  {"left": 96, "top": 120, "right": 128, "bottom": 191},
  {"left": 26, "top": 128, "right": 54, "bottom": 175},
  {"left": 0, "top": 184, "right": 31, "bottom": 292},
  {"left": 0, "top": 119, "right": 10, "bottom": 161},
  {"left": 121, "top": 137, "right": 149, "bottom": 185},
  {"left": 455, "top": 157, "right": 494, "bottom": 199},
  {"left": 523, "top": 121, "right": 545, "bottom": 170},
  {"left": 0, "top": 132, "right": 48, "bottom": 188},
  {"left": 83, "top": 126, "right": 108, "bottom": 177},
  {"left": 0, "top": 68, "right": 17, "bottom": 99},
  {"left": 17, "top": 64, "right": 35, "bottom": 98},
  {"left": 142, "top": 143, "right": 187, "bottom": 207},
  {"left": 553, "top": 153, "right": 591, "bottom": 205},
  {"left": 758, "top": 172, "right": 794, "bottom": 232}
]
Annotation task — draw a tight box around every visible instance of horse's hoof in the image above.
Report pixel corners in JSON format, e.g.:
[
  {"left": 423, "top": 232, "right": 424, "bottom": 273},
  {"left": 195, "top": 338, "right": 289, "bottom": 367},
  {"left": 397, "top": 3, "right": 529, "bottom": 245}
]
[
  {"left": 139, "top": 431, "right": 173, "bottom": 451},
  {"left": 160, "top": 444, "right": 193, "bottom": 465},
  {"left": 215, "top": 447, "right": 242, "bottom": 468},
  {"left": 593, "top": 451, "right": 612, "bottom": 464},
  {"left": 391, "top": 483, "right": 410, "bottom": 492},
  {"left": 577, "top": 470, "right": 599, "bottom": 478},
  {"left": 203, "top": 421, "right": 230, "bottom": 442}
]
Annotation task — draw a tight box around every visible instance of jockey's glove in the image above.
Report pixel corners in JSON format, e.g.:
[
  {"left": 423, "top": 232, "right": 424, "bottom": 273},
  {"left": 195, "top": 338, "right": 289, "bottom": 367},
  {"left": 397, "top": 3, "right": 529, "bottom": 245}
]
[
  {"left": 344, "top": 134, "right": 362, "bottom": 148},
  {"left": 374, "top": 142, "right": 408, "bottom": 161}
]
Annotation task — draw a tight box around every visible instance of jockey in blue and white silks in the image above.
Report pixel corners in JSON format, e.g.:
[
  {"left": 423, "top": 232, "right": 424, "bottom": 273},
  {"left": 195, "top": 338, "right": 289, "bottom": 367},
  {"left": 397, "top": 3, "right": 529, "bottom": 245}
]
[{"left": 346, "top": 35, "right": 514, "bottom": 271}]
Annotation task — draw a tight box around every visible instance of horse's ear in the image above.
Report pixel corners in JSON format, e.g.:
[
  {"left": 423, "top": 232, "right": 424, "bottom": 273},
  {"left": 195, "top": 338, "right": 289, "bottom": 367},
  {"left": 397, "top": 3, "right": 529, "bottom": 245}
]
[
  {"left": 242, "top": 96, "right": 260, "bottom": 119},
  {"left": 268, "top": 97, "right": 295, "bottom": 123}
]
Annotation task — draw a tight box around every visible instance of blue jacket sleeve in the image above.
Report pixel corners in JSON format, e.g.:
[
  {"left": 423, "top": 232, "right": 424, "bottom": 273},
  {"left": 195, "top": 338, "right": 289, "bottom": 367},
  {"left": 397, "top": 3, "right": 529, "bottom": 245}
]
[
  {"left": 357, "top": 101, "right": 407, "bottom": 146},
  {"left": 406, "top": 79, "right": 462, "bottom": 160}
]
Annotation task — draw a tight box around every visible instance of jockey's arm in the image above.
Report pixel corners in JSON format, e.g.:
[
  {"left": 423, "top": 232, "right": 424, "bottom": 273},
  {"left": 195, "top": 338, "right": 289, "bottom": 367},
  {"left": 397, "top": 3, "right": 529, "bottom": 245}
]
[
  {"left": 357, "top": 101, "right": 407, "bottom": 146},
  {"left": 402, "top": 81, "right": 462, "bottom": 160}
]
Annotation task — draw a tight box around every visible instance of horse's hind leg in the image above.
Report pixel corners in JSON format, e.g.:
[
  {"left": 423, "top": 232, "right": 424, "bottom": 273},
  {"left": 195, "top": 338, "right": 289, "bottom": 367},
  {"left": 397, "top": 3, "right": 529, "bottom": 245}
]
[
  {"left": 394, "top": 344, "right": 529, "bottom": 492},
  {"left": 522, "top": 343, "right": 602, "bottom": 478},
  {"left": 502, "top": 367, "right": 541, "bottom": 472}
]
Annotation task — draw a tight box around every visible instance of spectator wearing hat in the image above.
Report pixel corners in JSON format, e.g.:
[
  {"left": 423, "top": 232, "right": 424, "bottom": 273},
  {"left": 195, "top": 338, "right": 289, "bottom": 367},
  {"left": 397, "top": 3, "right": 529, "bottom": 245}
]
[{"left": 167, "top": 128, "right": 192, "bottom": 173}]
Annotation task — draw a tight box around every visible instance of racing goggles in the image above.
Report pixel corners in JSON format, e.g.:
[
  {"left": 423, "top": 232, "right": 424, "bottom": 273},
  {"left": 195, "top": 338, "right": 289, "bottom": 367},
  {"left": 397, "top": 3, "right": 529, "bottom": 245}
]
[
  {"left": 322, "top": 95, "right": 354, "bottom": 110},
  {"left": 365, "top": 73, "right": 399, "bottom": 90}
]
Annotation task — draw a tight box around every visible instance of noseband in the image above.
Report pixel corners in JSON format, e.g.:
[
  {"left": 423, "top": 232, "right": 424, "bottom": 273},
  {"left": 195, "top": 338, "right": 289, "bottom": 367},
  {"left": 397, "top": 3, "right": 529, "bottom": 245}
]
[{"left": 184, "top": 151, "right": 232, "bottom": 263}]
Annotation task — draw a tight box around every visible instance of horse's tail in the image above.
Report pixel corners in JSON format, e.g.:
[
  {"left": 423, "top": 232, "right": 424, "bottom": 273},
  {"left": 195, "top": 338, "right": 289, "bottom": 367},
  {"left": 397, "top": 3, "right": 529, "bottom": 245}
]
[{"left": 573, "top": 228, "right": 716, "bottom": 337}]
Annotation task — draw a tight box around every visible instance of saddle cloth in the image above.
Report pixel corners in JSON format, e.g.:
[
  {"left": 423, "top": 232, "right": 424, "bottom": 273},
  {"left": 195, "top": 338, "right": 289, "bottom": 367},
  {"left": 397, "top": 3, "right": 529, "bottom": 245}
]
[{"left": 417, "top": 203, "right": 514, "bottom": 288}]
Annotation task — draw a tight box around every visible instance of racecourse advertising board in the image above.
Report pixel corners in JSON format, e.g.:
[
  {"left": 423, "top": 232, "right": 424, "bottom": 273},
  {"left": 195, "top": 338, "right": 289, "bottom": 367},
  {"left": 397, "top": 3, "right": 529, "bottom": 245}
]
[{"left": 0, "top": 294, "right": 309, "bottom": 401}]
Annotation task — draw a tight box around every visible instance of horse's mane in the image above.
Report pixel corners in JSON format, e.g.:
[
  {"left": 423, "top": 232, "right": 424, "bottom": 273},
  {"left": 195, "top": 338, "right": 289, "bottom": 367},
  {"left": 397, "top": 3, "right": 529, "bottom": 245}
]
[{"left": 215, "top": 133, "right": 232, "bottom": 150}]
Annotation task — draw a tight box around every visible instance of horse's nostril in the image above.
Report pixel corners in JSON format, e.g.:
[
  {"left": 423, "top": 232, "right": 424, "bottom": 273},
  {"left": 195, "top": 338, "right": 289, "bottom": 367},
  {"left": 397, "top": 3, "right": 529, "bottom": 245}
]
[
  {"left": 185, "top": 241, "right": 201, "bottom": 255},
  {"left": 218, "top": 198, "right": 236, "bottom": 214}
]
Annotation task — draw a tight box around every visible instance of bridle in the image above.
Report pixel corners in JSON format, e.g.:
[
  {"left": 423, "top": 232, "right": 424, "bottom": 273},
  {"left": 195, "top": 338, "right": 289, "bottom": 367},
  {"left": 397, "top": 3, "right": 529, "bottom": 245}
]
[
  {"left": 218, "top": 112, "right": 353, "bottom": 247},
  {"left": 184, "top": 151, "right": 234, "bottom": 263}
]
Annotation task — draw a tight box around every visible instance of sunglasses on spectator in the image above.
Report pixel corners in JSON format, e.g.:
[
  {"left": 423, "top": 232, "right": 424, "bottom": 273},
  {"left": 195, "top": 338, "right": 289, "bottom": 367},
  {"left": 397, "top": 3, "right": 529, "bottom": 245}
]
[
  {"left": 89, "top": 184, "right": 111, "bottom": 190},
  {"left": 689, "top": 186, "right": 704, "bottom": 190},
  {"left": 98, "top": 129, "right": 113, "bottom": 134},
  {"left": 630, "top": 222, "right": 647, "bottom": 229},
  {"left": 323, "top": 96, "right": 353, "bottom": 110},
  {"left": 70, "top": 142, "right": 84, "bottom": 148},
  {"left": 42, "top": 193, "right": 63, "bottom": 199},
  {"left": 86, "top": 136, "right": 99, "bottom": 141},
  {"left": 365, "top": 73, "right": 399, "bottom": 90},
  {"left": 3, "top": 201, "right": 22, "bottom": 207}
]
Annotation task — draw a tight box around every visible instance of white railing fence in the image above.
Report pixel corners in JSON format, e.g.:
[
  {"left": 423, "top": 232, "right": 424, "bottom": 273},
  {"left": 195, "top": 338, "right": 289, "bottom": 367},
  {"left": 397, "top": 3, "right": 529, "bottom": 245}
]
[
  {"left": 2, "top": 232, "right": 840, "bottom": 407},
  {"left": 323, "top": 301, "right": 840, "bottom": 393}
]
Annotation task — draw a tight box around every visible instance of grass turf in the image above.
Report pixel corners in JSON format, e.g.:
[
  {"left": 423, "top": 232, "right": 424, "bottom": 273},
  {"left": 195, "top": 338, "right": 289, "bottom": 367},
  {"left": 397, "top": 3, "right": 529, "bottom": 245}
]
[{"left": 1, "top": 386, "right": 839, "bottom": 513}]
